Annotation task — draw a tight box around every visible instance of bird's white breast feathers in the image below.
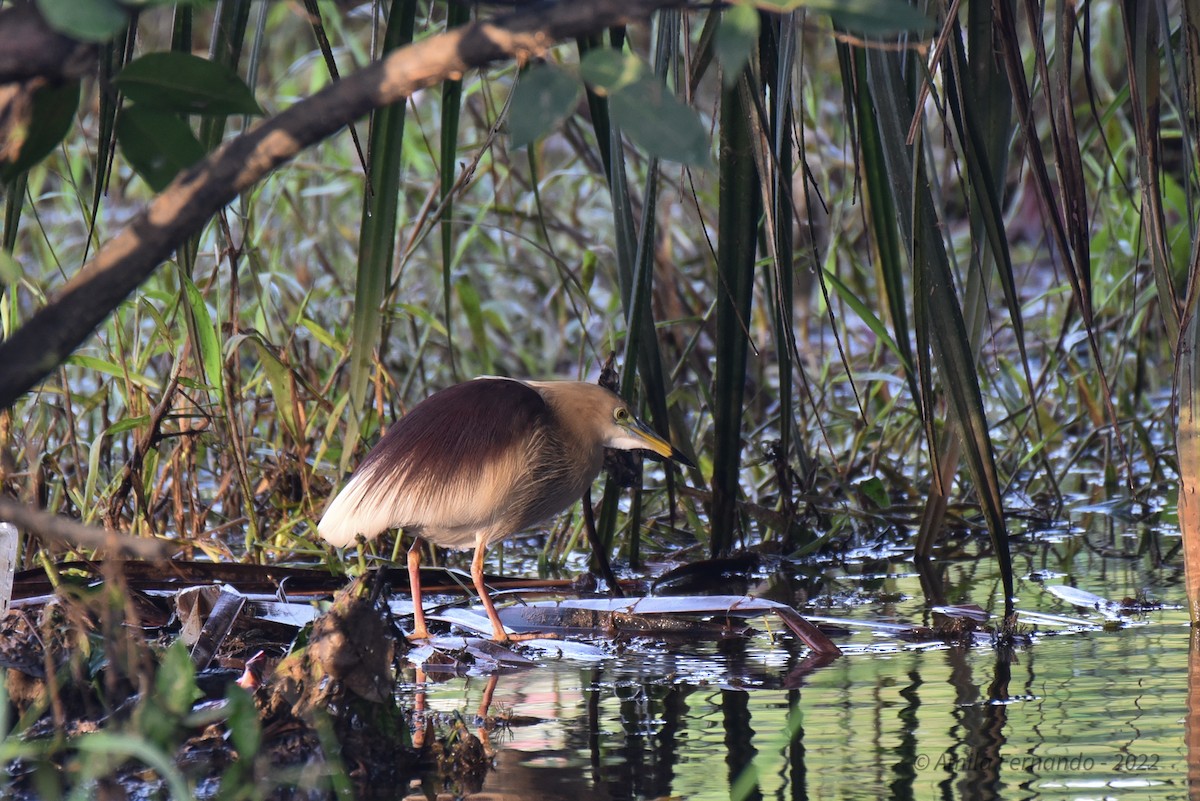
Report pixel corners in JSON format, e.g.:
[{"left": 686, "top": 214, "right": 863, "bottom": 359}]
[{"left": 317, "top": 439, "right": 541, "bottom": 549}]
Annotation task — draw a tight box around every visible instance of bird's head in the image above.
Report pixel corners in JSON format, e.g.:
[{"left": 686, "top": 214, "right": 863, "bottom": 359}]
[{"left": 530, "top": 380, "right": 695, "bottom": 467}]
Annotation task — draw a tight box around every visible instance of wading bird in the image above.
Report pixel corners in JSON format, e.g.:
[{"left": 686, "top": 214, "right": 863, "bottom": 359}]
[{"left": 318, "top": 377, "right": 693, "bottom": 642}]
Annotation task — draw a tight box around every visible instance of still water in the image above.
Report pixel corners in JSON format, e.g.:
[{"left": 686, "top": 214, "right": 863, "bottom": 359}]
[{"left": 402, "top": 513, "right": 1195, "bottom": 799}]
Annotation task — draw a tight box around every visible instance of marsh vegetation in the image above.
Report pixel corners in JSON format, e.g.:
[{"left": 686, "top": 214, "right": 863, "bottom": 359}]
[{"left": 0, "top": 0, "right": 1197, "bottom": 797}]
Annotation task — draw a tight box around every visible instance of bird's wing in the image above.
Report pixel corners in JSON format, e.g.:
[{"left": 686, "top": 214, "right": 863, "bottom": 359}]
[{"left": 318, "top": 379, "right": 550, "bottom": 547}]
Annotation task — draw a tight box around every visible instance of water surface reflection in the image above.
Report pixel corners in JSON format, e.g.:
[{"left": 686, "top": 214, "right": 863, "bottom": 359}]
[{"left": 403, "top": 539, "right": 1193, "bottom": 799}]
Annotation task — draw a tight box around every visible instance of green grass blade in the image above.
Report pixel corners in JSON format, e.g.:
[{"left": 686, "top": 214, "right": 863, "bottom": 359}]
[
  {"left": 345, "top": 0, "right": 417, "bottom": 469},
  {"left": 711, "top": 76, "right": 761, "bottom": 556},
  {"left": 865, "top": 44, "right": 1014, "bottom": 616},
  {"left": 440, "top": 1, "right": 472, "bottom": 371},
  {"left": 848, "top": 45, "right": 919, "bottom": 401}
]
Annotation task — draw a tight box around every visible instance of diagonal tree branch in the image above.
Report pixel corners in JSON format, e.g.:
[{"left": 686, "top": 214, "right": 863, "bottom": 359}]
[{"left": 0, "top": 0, "right": 683, "bottom": 409}]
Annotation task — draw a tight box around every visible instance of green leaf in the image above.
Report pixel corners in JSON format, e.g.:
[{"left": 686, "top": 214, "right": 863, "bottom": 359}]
[
  {"left": 36, "top": 0, "right": 127, "bottom": 42},
  {"left": 115, "top": 52, "right": 262, "bottom": 116},
  {"left": 609, "top": 78, "right": 711, "bottom": 167},
  {"left": 509, "top": 64, "right": 583, "bottom": 149},
  {"left": 823, "top": 267, "right": 910, "bottom": 371},
  {"left": 753, "top": 0, "right": 933, "bottom": 33},
  {"left": 855, "top": 476, "right": 891, "bottom": 509},
  {"left": 106, "top": 416, "right": 151, "bottom": 436},
  {"left": 223, "top": 684, "right": 262, "bottom": 760},
  {"left": 0, "top": 81, "right": 80, "bottom": 184},
  {"left": 246, "top": 335, "right": 301, "bottom": 442},
  {"left": 0, "top": 251, "right": 22, "bottom": 288},
  {"left": 456, "top": 277, "right": 492, "bottom": 374},
  {"left": 156, "top": 640, "right": 201, "bottom": 718},
  {"left": 716, "top": 5, "right": 760, "bottom": 86},
  {"left": 179, "top": 270, "right": 223, "bottom": 394},
  {"left": 580, "top": 49, "right": 647, "bottom": 94},
  {"left": 65, "top": 355, "right": 160, "bottom": 389},
  {"left": 116, "top": 106, "right": 205, "bottom": 191},
  {"left": 347, "top": 0, "right": 417, "bottom": 473},
  {"left": 583, "top": 50, "right": 710, "bottom": 167},
  {"left": 581, "top": 250, "right": 597, "bottom": 294}
]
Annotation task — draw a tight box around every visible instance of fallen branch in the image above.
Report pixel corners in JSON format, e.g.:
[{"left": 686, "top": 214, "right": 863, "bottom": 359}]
[{"left": 0, "top": 499, "right": 174, "bottom": 560}]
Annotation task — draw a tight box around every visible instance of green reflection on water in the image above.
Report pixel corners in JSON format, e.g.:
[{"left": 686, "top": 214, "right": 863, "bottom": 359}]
[{"left": 411, "top": 525, "right": 1193, "bottom": 800}]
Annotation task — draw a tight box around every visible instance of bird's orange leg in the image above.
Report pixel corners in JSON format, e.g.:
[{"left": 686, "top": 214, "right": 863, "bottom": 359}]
[
  {"left": 407, "top": 540, "right": 431, "bottom": 640},
  {"left": 471, "top": 545, "right": 547, "bottom": 642},
  {"left": 471, "top": 545, "right": 509, "bottom": 641}
]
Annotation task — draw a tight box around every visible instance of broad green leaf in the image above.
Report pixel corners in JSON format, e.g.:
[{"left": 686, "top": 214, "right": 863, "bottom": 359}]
[
  {"left": 73, "top": 733, "right": 191, "bottom": 801},
  {"left": 246, "top": 335, "right": 301, "bottom": 442},
  {"left": 580, "top": 50, "right": 647, "bottom": 94},
  {"left": 36, "top": 0, "right": 127, "bottom": 42},
  {"left": 609, "top": 78, "right": 711, "bottom": 167},
  {"left": 855, "top": 476, "right": 891, "bottom": 509},
  {"left": 716, "top": 4, "right": 760, "bottom": 86},
  {"left": 300, "top": 317, "right": 342, "bottom": 353},
  {"left": 0, "top": 81, "right": 80, "bottom": 184},
  {"left": 116, "top": 106, "right": 205, "bottom": 191},
  {"left": 582, "top": 50, "right": 710, "bottom": 167},
  {"left": 509, "top": 64, "right": 583, "bottom": 149},
  {"left": 134, "top": 640, "right": 201, "bottom": 750},
  {"left": 753, "top": 0, "right": 933, "bottom": 33},
  {"left": 115, "top": 52, "right": 262, "bottom": 116},
  {"left": 179, "top": 271, "right": 223, "bottom": 394}
]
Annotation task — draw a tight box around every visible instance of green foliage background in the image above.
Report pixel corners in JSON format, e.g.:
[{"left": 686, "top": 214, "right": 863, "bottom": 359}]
[{"left": 0, "top": 0, "right": 1195, "bottom": 613}]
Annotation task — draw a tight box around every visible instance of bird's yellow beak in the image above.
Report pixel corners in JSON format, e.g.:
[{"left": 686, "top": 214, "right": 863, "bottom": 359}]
[{"left": 624, "top": 417, "right": 696, "bottom": 468}]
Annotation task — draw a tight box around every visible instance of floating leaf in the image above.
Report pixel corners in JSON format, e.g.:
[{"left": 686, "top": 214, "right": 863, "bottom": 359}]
[
  {"left": 716, "top": 4, "right": 760, "bottom": 86},
  {"left": 36, "top": 0, "right": 127, "bottom": 42},
  {"left": 116, "top": 106, "right": 205, "bottom": 191},
  {"left": 115, "top": 53, "right": 263, "bottom": 116},
  {"left": 509, "top": 64, "right": 583, "bottom": 149}
]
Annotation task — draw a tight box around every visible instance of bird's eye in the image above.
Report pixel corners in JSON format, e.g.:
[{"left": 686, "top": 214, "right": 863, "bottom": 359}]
[{"left": 614, "top": 407, "right": 631, "bottom": 423}]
